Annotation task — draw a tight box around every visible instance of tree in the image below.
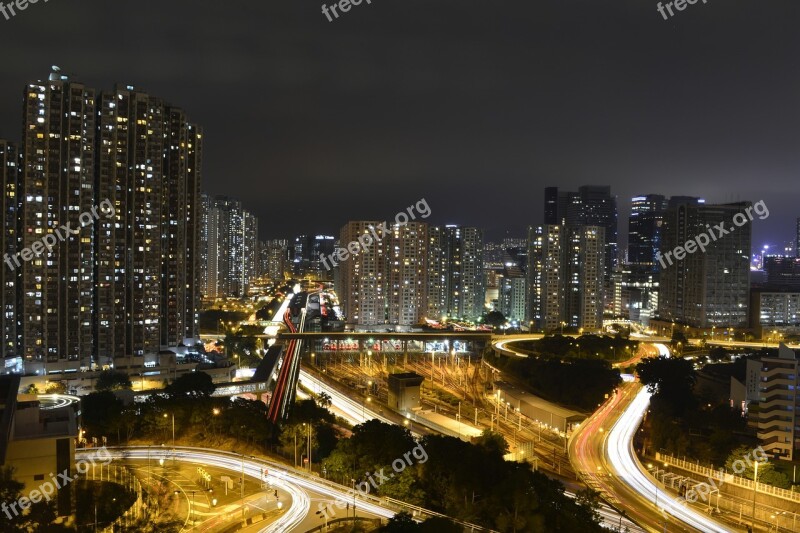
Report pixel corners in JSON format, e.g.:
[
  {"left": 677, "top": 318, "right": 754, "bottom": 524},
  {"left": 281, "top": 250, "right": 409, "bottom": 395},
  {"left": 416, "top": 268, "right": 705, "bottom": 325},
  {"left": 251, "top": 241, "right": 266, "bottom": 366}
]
[
  {"left": 419, "top": 517, "right": 462, "bottom": 532},
  {"left": 81, "top": 391, "right": 124, "bottom": 440},
  {"left": 316, "top": 391, "right": 332, "bottom": 409},
  {"left": 482, "top": 311, "right": 507, "bottom": 330},
  {"left": 95, "top": 370, "right": 132, "bottom": 392},
  {"left": 724, "top": 446, "right": 789, "bottom": 488},
  {"left": 381, "top": 512, "right": 420, "bottom": 532},
  {"left": 474, "top": 430, "right": 509, "bottom": 456},
  {"left": 44, "top": 381, "right": 67, "bottom": 394},
  {"left": 636, "top": 356, "right": 696, "bottom": 415},
  {"left": 165, "top": 372, "right": 215, "bottom": 398}
]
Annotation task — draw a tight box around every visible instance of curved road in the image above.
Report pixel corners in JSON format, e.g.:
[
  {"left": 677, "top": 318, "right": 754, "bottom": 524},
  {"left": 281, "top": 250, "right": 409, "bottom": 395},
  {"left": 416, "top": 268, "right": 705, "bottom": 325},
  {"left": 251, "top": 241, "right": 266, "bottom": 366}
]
[{"left": 78, "top": 446, "right": 395, "bottom": 532}]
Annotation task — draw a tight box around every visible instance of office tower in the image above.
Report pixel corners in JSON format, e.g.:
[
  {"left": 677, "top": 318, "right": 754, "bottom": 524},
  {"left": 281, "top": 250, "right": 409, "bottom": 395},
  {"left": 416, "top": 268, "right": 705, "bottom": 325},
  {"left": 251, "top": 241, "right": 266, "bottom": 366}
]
[
  {"left": 291, "top": 235, "right": 310, "bottom": 277},
  {"left": 96, "top": 86, "right": 203, "bottom": 356},
  {"left": 19, "top": 73, "right": 96, "bottom": 363},
  {"left": 763, "top": 257, "right": 800, "bottom": 288},
  {"left": 387, "top": 223, "right": 428, "bottom": 326},
  {"left": 628, "top": 195, "right": 667, "bottom": 268},
  {"left": 528, "top": 225, "right": 605, "bottom": 331},
  {"left": 205, "top": 196, "right": 258, "bottom": 298},
  {"left": 545, "top": 186, "right": 618, "bottom": 277},
  {"left": 336, "top": 221, "right": 389, "bottom": 326},
  {"left": 0, "top": 140, "right": 18, "bottom": 359},
  {"left": 544, "top": 186, "right": 572, "bottom": 225},
  {"left": 657, "top": 202, "right": 751, "bottom": 328},
  {"left": 310, "top": 236, "right": 336, "bottom": 280}
]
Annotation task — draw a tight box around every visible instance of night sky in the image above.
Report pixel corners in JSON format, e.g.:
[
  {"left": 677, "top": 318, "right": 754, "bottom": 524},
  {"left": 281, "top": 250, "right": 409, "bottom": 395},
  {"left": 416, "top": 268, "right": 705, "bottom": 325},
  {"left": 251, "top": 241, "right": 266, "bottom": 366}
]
[{"left": 0, "top": 0, "right": 797, "bottom": 249}]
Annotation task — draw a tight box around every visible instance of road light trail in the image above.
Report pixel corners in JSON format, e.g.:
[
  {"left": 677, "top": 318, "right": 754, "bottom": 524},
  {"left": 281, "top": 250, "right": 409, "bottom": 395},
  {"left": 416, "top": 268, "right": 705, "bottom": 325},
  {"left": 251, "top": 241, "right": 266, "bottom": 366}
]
[
  {"left": 605, "top": 387, "right": 731, "bottom": 532},
  {"left": 298, "top": 369, "right": 395, "bottom": 425},
  {"left": 78, "top": 447, "right": 400, "bottom": 532}
]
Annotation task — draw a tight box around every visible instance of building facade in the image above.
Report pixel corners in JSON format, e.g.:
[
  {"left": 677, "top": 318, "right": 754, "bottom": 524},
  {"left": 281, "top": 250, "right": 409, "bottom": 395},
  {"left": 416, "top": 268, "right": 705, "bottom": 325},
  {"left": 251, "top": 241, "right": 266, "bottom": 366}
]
[
  {"left": 204, "top": 196, "right": 258, "bottom": 298},
  {"left": 528, "top": 225, "right": 605, "bottom": 331},
  {"left": 2, "top": 70, "right": 203, "bottom": 372},
  {"left": 657, "top": 202, "right": 751, "bottom": 328}
]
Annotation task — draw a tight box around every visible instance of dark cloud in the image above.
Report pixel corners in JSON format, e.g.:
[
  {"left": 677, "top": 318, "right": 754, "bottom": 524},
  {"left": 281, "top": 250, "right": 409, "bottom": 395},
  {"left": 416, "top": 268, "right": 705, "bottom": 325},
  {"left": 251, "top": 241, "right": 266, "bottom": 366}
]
[{"left": 0, "top": 0, "right": 797, "bottom": 247}]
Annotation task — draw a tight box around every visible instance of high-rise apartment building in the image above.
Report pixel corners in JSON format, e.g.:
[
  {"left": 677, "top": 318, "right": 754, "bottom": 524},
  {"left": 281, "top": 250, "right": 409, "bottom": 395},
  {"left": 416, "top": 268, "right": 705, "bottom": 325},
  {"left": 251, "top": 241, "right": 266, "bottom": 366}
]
[
  {"left": 426, "top": 226, "right": 485, "bottom": 321},
  {"left": 3, "top": 70, "right": 204, "bottom": 369},
  {"left": 387, "top": 223, "right": 428, "bottom": 326},
  {"left": 336, "top": 221, "right": 389, "bottom": 326},
  {"left": 796, "top": 218, "right": 800, "bottom": 258},
  {"left": 20, "top": 73, "right": 97, "bottom": 363},
  {"left": 95, "top": 86, "right": 202, "bottom": 357},
  {"left": 0, "top": 140, "right": 18, "bottom": 359},
  {"left": 657, "top": 201, "right": 751, "bottom": 328},
  {"left": 732, "top": 344, "right": 800, "bottom": 460},
  {"left": 335, "top": 221, "right": 430, "bottom": 328},
  {"left": 204, "top": 196, "right": 258, "bottom": 298},
  {"left": 260, "top": 239, "right": 289, "bottom": 281},
  {"left": 528, "top": 225, "right": 605, "bottom": 331}
]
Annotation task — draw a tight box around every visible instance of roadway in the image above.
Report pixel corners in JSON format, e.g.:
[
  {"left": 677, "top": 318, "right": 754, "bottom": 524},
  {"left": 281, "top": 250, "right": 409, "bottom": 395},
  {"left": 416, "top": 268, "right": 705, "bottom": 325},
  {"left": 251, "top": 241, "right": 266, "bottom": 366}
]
[
  {"left": 569, "top": 374, "right": 739, "bottom": 532},
  {"left": 78, "top": 446, "right": 393, "bottom": 533}
]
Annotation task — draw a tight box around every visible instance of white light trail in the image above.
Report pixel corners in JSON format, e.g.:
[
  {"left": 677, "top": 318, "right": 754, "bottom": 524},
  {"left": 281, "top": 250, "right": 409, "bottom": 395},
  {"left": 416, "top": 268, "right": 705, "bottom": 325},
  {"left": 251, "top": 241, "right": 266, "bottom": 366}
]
[{"left": 606, "top": 388, "right": 730, "bottom": 533}]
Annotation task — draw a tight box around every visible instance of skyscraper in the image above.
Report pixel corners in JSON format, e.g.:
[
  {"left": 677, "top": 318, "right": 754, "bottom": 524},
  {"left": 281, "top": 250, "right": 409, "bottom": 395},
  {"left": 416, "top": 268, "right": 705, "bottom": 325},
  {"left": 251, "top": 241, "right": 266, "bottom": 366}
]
[
  {"left": 336, "top": 221, "right": 389, "bottom": 326},
  {"left": 160, "top": 110, "right": 203, "bottom": 346},
  {"left": 425, "top": 226, "right": 485, "bottom": 321},
  {"left": 544, "top": 186, "right": 618, "bottom": 278},
  {"left": 260, "top": 239, "right": 289, "bottom": 281},
  {"left": 335, "top": 221, "right": 430, "bottom": 327},
  {"left": 1, "top": 70, "right": 204, "bottom": 371},
  {"left": 628, "top": 195, "right": 667, "bottom": 268},
  {"left": 204, "top": 196, "right": 258, "bottom": 298},
  {"left": 528, "top": 225, "right": 605, "bottom": 331},
  {"left": 95, "top": 86, "right": 203, "bottom": 356},
  {"left": 657, "top": 202, "right": 751, "bottom": 328},
  {"left": 20, "top": 72, "right": 97, "bottom": 363},
  {"left": 0, "top": 140, "right": 18, "bottom": 359},
  {"left": 796, "top": 217, "right": 800, "bottom": 258},
  {"left": 387, "top": 223, "right": 428, "bottom": 326}
]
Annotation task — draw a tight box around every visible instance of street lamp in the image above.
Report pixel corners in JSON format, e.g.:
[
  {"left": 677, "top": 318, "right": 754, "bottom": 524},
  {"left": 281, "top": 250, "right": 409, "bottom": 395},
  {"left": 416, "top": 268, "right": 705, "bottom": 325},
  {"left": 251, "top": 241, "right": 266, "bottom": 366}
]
[
  {"left": 351, "top": 479, "right": 357, "bottom": 518},
  {"left": 163, "top": 413, "right": 174, "bottom": 450}
]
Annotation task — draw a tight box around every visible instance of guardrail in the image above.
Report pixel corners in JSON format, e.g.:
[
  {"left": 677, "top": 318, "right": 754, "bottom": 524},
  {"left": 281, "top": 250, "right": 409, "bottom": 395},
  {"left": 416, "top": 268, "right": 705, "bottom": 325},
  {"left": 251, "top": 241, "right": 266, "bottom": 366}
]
[{"left": 656, "top": 453, "right": 800, "bottom": 503}]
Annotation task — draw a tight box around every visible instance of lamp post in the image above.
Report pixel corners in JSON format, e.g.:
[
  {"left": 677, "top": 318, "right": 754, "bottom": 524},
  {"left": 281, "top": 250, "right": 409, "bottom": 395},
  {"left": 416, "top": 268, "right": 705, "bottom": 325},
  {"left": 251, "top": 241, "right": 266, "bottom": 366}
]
[
  {"left": 163, "top": 413, "right": 175, "bottom": 450},
  {"left": 752, "top": 460, "right": 760, "bottom": 528},
  {"left": 351, "top": 479, "right": 357, "bottom": 519}
]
